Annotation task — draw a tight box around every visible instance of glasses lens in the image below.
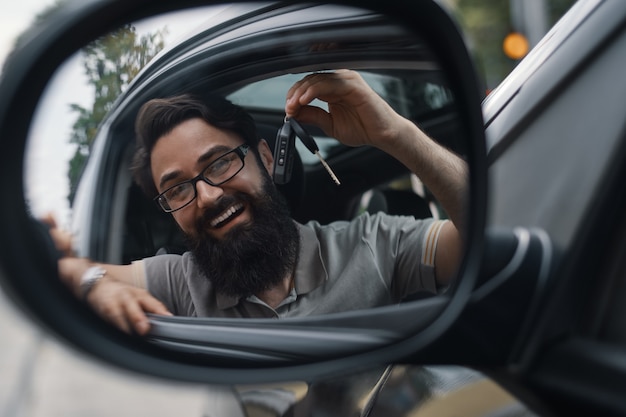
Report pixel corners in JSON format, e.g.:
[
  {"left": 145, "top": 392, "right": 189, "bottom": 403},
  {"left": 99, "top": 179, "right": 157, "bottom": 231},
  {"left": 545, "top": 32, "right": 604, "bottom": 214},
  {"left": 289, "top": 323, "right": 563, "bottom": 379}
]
[
  {"left": 204, "top": 151, "right": 243, "bottom": 184},
  {"left": 161, "top": 183, "right": 194, "bottom": 211},
  {"left": 156, "top": 147, "right": 246, "bottom": 212}
]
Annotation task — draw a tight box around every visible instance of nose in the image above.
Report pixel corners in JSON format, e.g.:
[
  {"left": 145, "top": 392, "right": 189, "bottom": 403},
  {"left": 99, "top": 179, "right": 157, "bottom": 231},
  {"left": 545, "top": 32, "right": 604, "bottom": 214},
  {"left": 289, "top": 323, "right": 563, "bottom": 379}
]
[{"left": 194, "top": 179, "right": 224, "bottom": 208}]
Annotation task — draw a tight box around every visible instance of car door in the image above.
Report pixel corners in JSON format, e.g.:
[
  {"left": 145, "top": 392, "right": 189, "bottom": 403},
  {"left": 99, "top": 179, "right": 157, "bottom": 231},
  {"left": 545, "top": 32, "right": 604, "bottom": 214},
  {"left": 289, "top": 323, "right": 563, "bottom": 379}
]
[{"left": 483, "top": 0, "right": 626, "bottom": 414}]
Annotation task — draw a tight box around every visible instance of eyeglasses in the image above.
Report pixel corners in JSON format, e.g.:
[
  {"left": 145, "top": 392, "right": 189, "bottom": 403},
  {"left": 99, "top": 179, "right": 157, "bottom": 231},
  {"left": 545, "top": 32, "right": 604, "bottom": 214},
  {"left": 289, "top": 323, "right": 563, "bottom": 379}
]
[{"left": 154, "top": 144, "right": 250, "bottom": 213}]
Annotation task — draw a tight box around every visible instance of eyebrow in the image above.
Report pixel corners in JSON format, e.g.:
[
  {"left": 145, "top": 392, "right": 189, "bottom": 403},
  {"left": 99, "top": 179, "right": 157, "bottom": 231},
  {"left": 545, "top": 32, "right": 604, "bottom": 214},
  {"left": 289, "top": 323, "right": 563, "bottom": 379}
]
[{"left": 158, "top": 145, "right": 235, "bottom": 190}]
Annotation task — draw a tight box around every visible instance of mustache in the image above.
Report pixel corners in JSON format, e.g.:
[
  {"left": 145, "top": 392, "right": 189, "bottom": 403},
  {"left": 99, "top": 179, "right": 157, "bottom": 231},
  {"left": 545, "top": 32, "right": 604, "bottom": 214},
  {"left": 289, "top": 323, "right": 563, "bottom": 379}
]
[
  {"left": 195, "top": 192, "right": 251, "bottom": 230},
  {"left": 186, "top": 178, "right": 299, "bottom": 299}
]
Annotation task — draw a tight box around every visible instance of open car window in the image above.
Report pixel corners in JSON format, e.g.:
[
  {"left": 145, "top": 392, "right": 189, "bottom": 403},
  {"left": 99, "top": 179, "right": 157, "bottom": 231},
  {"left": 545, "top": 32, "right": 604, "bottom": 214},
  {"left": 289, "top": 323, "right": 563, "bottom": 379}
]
[{"left": 227, "top": 70, "right": 455, "bottom": 164}]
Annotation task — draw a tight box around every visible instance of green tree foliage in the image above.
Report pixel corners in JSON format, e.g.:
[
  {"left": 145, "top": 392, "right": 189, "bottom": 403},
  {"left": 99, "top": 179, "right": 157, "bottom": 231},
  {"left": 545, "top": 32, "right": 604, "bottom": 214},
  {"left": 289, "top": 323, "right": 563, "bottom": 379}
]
[
  {"left": 448, "top": 0, "right": 577, "bottom": 93},
  {"left": 546, "top": 0, "right": 578, "bottom": 23},
  {"left": 453, "top": 0, "right": 512, "bottom": 92},
  {"left": 68, "top": 25, "right": 166, "bottom": 203}
]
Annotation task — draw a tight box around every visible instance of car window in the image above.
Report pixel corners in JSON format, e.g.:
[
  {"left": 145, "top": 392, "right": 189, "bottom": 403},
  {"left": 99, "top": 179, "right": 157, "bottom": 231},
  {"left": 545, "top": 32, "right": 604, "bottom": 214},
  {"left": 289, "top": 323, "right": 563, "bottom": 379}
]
[
  {"left": 227, "top": 70, "right": 454, "bottom": 164},
  {"left": 227, "top": 71, "right": 453, "bottom": 114}
]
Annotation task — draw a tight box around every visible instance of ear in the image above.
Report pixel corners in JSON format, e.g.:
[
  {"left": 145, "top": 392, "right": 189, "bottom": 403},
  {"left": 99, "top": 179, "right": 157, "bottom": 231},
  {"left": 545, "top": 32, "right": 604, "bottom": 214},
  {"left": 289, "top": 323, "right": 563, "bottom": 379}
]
[{"left": 257, "top": 139, "right": 274, "bottom": 174}]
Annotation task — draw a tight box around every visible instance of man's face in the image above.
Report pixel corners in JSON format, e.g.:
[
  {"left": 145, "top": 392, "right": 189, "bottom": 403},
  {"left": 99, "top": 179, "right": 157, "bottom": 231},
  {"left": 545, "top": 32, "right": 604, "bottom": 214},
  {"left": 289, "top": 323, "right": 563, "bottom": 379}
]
[
  {"left": 150, "top": 118, "right": 275, "bottom": 240},
  {"left": 150, "top": 117, "right": 299, "bottom": 298}
]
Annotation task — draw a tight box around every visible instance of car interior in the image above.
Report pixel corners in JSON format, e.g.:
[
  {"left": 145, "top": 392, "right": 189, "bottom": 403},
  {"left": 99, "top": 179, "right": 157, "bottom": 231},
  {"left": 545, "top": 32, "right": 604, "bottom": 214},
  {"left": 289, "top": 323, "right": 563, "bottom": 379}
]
[
  {"left": 111, "top": 69, "right": 467, "bottom": 267},
  {"left": 67, "top": 3, "right": 471, "bottom": 268}
]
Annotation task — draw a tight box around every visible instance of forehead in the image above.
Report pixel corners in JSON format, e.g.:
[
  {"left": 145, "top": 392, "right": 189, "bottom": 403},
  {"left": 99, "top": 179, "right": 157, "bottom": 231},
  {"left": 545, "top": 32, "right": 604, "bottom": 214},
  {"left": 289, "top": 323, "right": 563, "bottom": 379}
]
[
  {"left": 150, "top": 118, "right": 243, "bottom": 180},
  {"left": 155, "top": 118, "right": 241, "bottom": 153}
]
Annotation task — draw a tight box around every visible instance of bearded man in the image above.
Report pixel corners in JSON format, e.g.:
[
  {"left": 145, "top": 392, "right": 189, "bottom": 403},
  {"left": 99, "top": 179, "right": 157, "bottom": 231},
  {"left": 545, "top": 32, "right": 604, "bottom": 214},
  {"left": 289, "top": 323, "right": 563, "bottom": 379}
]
[{"left": 55, "top": 70, "right": 466, "bottom": 334}]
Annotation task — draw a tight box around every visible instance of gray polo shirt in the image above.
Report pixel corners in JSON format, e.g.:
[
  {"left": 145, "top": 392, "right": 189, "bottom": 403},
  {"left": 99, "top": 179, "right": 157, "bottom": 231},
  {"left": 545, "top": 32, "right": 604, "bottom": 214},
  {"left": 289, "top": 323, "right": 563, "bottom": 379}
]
[{"left": 143, "top": 213, "right": 446, "bottom": 318}]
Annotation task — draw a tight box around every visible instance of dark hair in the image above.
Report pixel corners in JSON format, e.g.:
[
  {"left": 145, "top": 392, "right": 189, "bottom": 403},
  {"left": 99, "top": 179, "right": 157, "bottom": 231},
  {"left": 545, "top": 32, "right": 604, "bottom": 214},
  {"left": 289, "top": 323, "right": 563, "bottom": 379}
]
[{"left": 131, "top": 93, "right": 260, "bottom": 198}]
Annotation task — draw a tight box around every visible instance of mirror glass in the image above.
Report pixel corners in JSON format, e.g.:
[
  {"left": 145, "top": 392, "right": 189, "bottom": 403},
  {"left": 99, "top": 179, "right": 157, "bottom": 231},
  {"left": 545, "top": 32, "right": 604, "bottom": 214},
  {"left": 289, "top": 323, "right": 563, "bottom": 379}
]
[{"left": 23, "top": 2, "right": 469, "bottom": 332}]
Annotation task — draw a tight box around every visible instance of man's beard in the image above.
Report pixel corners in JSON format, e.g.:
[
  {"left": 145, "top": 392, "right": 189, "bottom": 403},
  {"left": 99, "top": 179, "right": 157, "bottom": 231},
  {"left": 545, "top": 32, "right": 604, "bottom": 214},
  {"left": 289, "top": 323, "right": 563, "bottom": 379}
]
[{"left": 185, "top": 173, "right": 300, "bottom": 299}]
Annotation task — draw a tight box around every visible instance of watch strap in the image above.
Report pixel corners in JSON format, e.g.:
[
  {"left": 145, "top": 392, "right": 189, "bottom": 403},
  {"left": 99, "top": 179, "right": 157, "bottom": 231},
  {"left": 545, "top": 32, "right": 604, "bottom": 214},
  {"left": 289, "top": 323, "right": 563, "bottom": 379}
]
[{"left": 80, "top": 266, "right": 107, "bottom": 300}]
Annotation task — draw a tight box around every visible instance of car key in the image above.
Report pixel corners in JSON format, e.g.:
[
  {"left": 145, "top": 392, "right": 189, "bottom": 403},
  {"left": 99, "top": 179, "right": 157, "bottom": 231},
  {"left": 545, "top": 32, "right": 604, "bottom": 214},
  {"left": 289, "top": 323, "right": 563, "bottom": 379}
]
[
  {"left": 287, "top": 117, "right": 341, "bottom": 185},
  {"left": 272, "top": 119, "right": 296, "bottom": 184}
]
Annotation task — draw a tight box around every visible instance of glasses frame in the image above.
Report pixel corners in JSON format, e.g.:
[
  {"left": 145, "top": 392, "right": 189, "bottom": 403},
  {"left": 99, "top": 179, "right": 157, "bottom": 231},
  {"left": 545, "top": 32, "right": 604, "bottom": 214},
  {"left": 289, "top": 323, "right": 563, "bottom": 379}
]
[{"left": 154, "top": 144, "right": 250, "bottom": 213}]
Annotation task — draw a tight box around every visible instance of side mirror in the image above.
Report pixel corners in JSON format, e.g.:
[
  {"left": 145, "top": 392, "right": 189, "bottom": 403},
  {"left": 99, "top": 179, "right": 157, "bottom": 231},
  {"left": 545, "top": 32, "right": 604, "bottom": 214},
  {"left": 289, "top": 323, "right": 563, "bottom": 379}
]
[{"left": 0, "top": 0, "right": 487, "bottom": 384}]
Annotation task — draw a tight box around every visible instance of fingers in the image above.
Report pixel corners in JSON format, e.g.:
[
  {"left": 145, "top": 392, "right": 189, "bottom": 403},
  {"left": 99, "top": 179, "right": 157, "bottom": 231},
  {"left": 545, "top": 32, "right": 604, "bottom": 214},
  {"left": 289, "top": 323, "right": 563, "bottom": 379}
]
[
  {"left": 40, "top": 212, "right": 58, "bottom": 228},
  {"left": 285, "top": 70, "right": 358, "bottom": 117},
  {"left": 88, "top": 280, "right": 172, "bottom": 336},
  {"left": 133, "top": 296, "right": 173, "bottom": 335},
  {"left": 290, "top": 105, "right": 333, "bottom": 136},
  {"left": 284, "top": 70, "right": 391, "bottom": 148},
  {"left": 41, "top": 212, "right": 74, "bottom": 256},
  {"left": 285, "top": 71, "right": 354, "bottom": 139},
  {"left": 121, "top": 294, "right": 151, "bottom": 335},
  {"left": 140, "top": 295, "right": 173, "bottom": 316},
  {"left": 49, "top": 228, "right": 74, "bottom": 256}
]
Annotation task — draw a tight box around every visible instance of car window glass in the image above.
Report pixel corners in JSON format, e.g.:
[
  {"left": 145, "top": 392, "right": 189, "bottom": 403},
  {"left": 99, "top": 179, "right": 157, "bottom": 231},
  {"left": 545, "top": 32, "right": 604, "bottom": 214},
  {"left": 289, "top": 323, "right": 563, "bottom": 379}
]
[
  {"left": 227, "top": 71, "right": 453, "bottom": 116},
  {"left": 227, "top": 71, "right": 455, "bottom": 164}
]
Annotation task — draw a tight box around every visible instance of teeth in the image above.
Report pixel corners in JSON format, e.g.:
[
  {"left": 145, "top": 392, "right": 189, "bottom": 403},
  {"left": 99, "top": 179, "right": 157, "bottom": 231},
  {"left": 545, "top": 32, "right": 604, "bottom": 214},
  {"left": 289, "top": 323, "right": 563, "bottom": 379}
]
[{"left": 210, "top": 203, "right": 243, "bottom": 227}]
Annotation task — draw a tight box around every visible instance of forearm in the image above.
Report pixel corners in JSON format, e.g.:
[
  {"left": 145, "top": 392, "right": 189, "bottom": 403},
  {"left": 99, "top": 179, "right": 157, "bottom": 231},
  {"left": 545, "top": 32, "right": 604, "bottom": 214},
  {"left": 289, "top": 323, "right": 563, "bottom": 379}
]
[
  {"left": 58, "top": 257, "right": 167, "bottom": 335},
  {"left": 376, "top": 117, "right": 468, "bottom": 235},
  {"left": 59, "top": 257, "right": 146, "bottom": 298}
]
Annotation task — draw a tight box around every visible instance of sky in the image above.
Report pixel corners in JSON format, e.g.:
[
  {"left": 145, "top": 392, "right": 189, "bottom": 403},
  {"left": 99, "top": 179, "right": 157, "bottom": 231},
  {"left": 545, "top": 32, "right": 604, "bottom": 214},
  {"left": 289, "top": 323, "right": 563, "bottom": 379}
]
[
  {"left": 1, "top": 1, "right": 212, "bottom": 227},
  {"left": 0, "top": 1, "right": 54, "bottom": 63}
]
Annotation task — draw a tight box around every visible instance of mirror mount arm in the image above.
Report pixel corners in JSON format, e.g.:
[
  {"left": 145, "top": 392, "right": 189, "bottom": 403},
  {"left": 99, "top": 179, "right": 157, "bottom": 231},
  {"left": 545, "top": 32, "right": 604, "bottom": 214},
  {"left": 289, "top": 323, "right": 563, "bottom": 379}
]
[{"left": 408, "top": 227, "right": 555, "bottom": 369}]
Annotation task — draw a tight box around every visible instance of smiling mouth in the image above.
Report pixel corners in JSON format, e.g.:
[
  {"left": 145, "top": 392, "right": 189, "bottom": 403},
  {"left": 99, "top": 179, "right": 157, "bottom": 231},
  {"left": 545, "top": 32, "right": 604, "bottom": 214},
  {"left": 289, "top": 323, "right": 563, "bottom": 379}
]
[{"left": 210, "top": 203, "right": 245, "bottom": 229}]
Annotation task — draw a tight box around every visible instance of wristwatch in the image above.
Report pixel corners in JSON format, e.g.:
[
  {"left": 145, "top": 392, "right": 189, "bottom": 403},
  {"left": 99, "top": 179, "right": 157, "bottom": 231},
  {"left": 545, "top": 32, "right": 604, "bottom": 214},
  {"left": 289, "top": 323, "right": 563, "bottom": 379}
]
[{"left": 80, "top": 266, "right": 107, "bottom": 300}]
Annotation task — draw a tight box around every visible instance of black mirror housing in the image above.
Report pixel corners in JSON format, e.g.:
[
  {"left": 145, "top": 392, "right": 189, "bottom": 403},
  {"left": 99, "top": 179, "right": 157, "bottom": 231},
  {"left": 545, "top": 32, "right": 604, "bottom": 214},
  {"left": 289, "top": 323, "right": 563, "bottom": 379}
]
[{"left": 0, "top": 0, "right": 487, "bottom": 385}]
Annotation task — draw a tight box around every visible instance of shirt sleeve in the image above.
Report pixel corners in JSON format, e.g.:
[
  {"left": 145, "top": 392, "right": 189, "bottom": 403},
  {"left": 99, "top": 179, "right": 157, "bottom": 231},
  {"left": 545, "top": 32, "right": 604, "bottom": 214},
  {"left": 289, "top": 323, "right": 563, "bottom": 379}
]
[
  {"left": 142, "top": 254, "right": 195, "bottom": 316},
  {"left": 420, "top": 219, "right": 447, "bottom": 269},
  {"left": 130, "top": 260, "right": 147, "bottom": 289},
  {"left": 362, "top": 213, "right": 447, "bottom": 299}
]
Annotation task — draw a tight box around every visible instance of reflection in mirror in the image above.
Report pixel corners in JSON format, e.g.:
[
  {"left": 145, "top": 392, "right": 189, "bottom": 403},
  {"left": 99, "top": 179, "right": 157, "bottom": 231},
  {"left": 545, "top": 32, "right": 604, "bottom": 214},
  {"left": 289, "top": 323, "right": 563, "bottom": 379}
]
[
  {"left": 224, "top": 365, "right": 535, "bottom": 417},
  {"left": 24, "top": 2, "right": 469, "bottom": 334}
]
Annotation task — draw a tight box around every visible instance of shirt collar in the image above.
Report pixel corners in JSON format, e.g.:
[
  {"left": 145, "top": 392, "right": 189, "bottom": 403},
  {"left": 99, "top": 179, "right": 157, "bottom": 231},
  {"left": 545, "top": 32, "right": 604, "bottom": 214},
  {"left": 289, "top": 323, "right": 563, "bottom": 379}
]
[
  {"left": 293, "top": 221, "right": 328, "bottom": 294},
  {"left": 216, "top": 221, "right": 328, "bottom": 310}
]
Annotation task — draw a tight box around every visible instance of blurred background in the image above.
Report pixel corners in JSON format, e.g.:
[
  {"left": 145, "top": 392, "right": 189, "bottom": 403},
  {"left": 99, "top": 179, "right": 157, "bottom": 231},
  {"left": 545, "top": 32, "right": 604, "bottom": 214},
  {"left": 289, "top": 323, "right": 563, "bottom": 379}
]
[
  {"left": 1, "top": 1, "right": 576, "bottom": 416},
  {"left": 445, "top": 0, "right": 576, "bottom": 92}
]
